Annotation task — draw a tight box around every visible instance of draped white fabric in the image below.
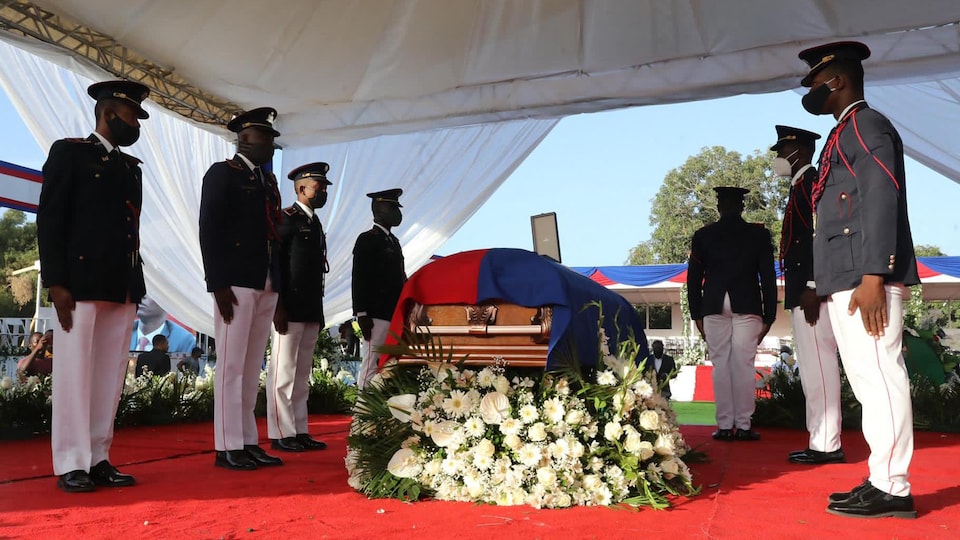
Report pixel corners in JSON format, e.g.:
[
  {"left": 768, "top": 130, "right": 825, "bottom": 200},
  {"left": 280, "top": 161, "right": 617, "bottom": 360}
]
[{"left": 0, "top": 34, "right": 557, "bottom": 334}]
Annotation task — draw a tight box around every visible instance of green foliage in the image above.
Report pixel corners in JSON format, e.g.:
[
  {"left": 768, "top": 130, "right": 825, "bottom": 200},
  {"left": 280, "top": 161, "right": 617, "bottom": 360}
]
[
  {"left": 628, "top": 147, "right": 788, "bottom": 265},
  {"left": 0, "top": 210, "right": 40, "bottom": 317},
  {"left": 0, "top": 374, "right": 51, "bottom": 439}
]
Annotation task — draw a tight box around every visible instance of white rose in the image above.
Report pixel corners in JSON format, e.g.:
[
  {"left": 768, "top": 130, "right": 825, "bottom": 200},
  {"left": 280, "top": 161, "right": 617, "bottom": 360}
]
[
  {"left": 565, "top": 408, "right": 584, "bottom": 426},
  {"left": 503, "top": 433, "right": 522, "bottom": 450},
  {"left": 492, "top": 375, "right": 511, "bottom": 394},
  {"left": 654, "top": 433, "right": 675, "bottom": 456},
  {"left": 536, "top": 466, "right": 558, "bottom": 488},
  {"left": 638, "top": 410, "right": 660, "bottom": 431},
  {"left": 582, "top": 474, "right": 603, "bottom": 491},
  {"left": 479, "top": 392, "right": 510, "bottom": 425},
  {"left": 386, "top": 448, "right": 422, "bottom": 478},
  {"left": 623, "top": 431, "right": 643, "bottom": 453},
  {"left": 476, "top": 438, "right": 496, "bottom": 459},
  {"left": 660, "top": 457, "right": 680, "bottom": 477},
  {"left": 528, "top": 422, "right": 548, "bottom": 442},
  {"left": 431, "top": 420, "right": 462, "bottom": 448},
  {"left": 387, "top": 394, "right": 417, "bottom": 423},
  {"left": 603, "top": 422, "right": 623, "bottom": 442},
  {"left": 637, "top": 440, "right": 655, "bottom": 460}
]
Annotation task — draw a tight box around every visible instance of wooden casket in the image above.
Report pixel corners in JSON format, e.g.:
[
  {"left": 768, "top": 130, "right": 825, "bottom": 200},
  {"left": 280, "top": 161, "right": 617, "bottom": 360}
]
[{"left": 398, "top": 301, "right": 552, "bottom": 367}]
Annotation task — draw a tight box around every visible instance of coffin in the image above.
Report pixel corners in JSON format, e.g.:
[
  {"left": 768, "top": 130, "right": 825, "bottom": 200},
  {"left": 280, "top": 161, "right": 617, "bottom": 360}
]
[{"left": 400, "top": 302, "right": 552, "bottom": 367}]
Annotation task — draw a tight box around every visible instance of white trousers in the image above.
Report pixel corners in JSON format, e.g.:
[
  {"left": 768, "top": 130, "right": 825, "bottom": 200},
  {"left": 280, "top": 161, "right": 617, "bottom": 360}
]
[
  {"left": 827, "top": 284, "right": 913, "bottom": 497},
  {"left": 791, "top": 304, "right": 842, "bottom": 452},
  {"left": 52, "top": 301, "right": 136, "bottom": 475},
  {"left": 267, "top": 321, "right": 320, "bottom": 439},
  {"left": 213, "top": 286, "right": 278, "bottom": 451},
  {"left": 704, "top": 294, "right": 762, "bottom": 431},
  {"left": 357, "top": 318, "right": 390, "bottom": 390}
]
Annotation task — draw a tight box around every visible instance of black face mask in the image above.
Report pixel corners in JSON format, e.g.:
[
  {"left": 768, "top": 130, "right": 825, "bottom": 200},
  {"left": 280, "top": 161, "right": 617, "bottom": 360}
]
[
  {"left": 387, "top": 207, "right": 403, "bottom": 227},
  {"left": 309, "top": 191, "right": 328, "bottom": 209},
  {"left": 237, "top": 140, "right": 275, "bottom": 165},
  {"left": 802, "top": 77, "right": 836, "bottom": 115},
  {"left": 107, "top": 115, "right": 140, "bottom": 147}
]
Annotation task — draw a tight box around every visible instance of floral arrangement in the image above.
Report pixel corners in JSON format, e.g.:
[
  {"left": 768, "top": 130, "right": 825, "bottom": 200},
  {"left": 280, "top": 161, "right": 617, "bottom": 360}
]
[
  {"left": 0, "top": 373, "right": 51, "bottom": 439},
  {"left": 346, "top": 329, "right": 698, "bottom": 509}
]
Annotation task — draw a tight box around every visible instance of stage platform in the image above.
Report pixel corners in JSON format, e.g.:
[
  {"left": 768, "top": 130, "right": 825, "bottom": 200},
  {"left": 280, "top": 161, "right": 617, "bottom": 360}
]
[{"left": 1, "top": 416, "right": 958, "bottom": 539}]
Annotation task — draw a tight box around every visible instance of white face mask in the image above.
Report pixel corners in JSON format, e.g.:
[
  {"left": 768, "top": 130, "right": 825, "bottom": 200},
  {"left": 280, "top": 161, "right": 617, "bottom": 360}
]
[{"left": 771, "top": 149, "right": 799, "bottom": 179}]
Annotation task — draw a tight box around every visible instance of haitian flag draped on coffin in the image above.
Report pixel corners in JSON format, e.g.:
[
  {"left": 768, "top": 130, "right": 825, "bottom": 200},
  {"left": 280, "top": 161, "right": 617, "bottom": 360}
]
[{"left": 382, "top": 248, "right": 648, "bottom": 369}]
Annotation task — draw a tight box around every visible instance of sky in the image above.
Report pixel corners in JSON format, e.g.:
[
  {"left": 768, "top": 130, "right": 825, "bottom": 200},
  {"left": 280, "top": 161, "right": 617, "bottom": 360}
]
[{"left": 2, "top": 87, "right": 959, "bottom": 266}]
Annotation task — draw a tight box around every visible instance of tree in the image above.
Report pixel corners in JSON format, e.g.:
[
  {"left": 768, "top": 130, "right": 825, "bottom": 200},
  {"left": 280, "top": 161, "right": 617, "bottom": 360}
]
[
  {"left": 0, "top": 209, "right": 40, "bottom": 317},
  {"left": 627, "top": 146, "right": 788, "bottom": 265},
  {"left": 914, "top": 244, "right": 945, "bottom": 257}
]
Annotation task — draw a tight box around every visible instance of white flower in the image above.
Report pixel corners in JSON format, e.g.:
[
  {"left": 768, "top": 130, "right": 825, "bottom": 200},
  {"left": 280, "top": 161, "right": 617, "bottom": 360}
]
[
  {"left": 319, "top": 357, "right": 329, "bottom": 371},
  {"left": 527, "top": 422, "right": 548, "bottom": 442},
  {"left": 542, "top": 397, "right": 565, "bottom": 424},
  {"left": 591, "top": 485, "right": 613, "bottom": 506},
  {"left": 476, "top": 368, "right": 496, "bottom": 388},
  {"left": 636, "top": 440, "right": 655, "bottom": 460},
  {"left": 554, "top": 377, "right": 571, "bottom": 396},
  {"left": 624, "top": 431, "right": 644, "bottom": 454},
  {"left": 386, "top": 448, "right": 422, "bottom": 478},
  {"left": 596, "top": 370, "right": 617, "bottom": 386},
  {"left": 442, "top": 389, "right": 473, "bottom": 418},
  {"left": 386, "top": 394, "right": 417, "bottom": 423},
  {"left": 638, "top": 409, "right": 660, "bottom": 431},
  {"left": 519, "top": 404, "right": 539, "bottom": 424},
  {"left": 582, "top": 474, "right": 603, "bottom": 492},
  {"left": 400, "top": 435, "right": 421, "bottom": 449},
  {"left": 517, "top": 444, "right": 542, "bottom": 468},
  {"left": 2, "top": 376, "right": 15, "bottom": 390},
  {"left": 654, "top": 433, "right": 675, "bottom": 456},
  {"left": 499, "top": 418, "right": 523, "bottom": 436},
  {"left": 479, "top": 391, "right": 510, "bottom": 425},
  {"left": 660, "top": 457, "right": 680, "bottom": 478},
  {"left": 633, "top": 379, "right": 654, "bottom": 399},
  {"left": 473, "top": 452, "right": 494, "bottom": 471},
  {"left": 475, "top": 438, "right": 496, "bottom": 459},
  {"left": 564, "top": 408, "right": 584, "bottom": 426},
  {"left": 555, "top": 492, "right": 572, "bottom": 508},
  {"left": 536, "top": 466, "right": 558, "bottom": 488},
  {"left": 463, "top": 416, "right": 486, "bottom": 438},
  {"left": 427, "top": 362, "right": 451, "bottom": 383},
  {"left": 24, "top": 375, "right": 40, "bottom": 391},
  {"left": 424, "top": 458, "right": 442, "bottom": 477},
  {"left": 431, "top": 420, "right": 463, "bottom": 448},
  {"left": 492, "top": 375, "right": 511, "bottom": 394},
  {"left": 603, "top": 421, "right": 623, "bottom": 442},
  {"left": 503, "top": 433, "right": 522, "bottom": 450}
]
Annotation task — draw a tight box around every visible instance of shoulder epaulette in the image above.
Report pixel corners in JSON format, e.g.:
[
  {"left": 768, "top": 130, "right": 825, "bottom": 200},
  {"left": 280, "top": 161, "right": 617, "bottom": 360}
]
[
  {"left": 121, "top": 152, "right": 143, "bottom": 165},
  {"left": 225, "top": 158, "right": 244, "bottom": 170},
  {"left": 62, "top": 137, "right": 93, "bottom": 143},
  {"left": 283, "top": 206, "right": 298, "bottom": 216}
]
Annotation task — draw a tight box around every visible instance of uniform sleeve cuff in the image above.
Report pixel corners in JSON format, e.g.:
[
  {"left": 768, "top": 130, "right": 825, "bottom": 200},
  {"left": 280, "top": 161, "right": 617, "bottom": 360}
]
[{"left": 805, "top": 280, "right": 817, "bottom": 289}]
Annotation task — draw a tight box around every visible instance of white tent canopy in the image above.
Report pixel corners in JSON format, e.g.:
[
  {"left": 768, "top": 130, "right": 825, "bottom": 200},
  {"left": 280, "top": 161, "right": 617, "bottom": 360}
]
[{"left": 2, "top": 0, "right": 960, "bottom": 334}]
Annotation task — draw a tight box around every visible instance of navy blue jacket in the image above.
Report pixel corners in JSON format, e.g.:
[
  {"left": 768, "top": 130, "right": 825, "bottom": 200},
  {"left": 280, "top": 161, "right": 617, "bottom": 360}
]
[
  {"left": 277, "top": 203, "right": 327, "bottom": 324},
  {"left": 781, "top": 166, "right": 817, "bottom": 309},
  {"left": 38, "top": 135, "right": 146, "bottom": 304},
  {"left": 352, "top": 226, "right": 406, "bottom": 321}
]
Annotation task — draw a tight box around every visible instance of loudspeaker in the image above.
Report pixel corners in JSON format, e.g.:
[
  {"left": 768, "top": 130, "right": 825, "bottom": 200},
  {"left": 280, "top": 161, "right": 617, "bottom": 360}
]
[{"left": 530, "top": 212, "right": 561, "bottom": 263}]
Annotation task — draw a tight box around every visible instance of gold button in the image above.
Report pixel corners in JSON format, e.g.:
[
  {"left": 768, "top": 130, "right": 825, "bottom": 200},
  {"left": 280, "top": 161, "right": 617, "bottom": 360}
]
[
  {"left": 94, "top": 173, "right": 100, "bottom": 178},
  {"left": 78, "top": 255, "right": 84, "bottom": 261},
  {"left": 888, "top": 264, "right": 895, "bottom": 270},
  {"left": 843, "top": 227, "right": 850, "bottom": 234},
  {"left": 840, "top": 193, "right": 847, "bottom": 200},
  {"left": 126, "top": 217, "right": 131, "bottom": 222},
  {"left": 127, "top": 234, "right": 132, "bottom": 239},
  {"left": 235, "top": 242, "right": 241, "bottom": 247},
  {"left": 126, "top": 200, "right": 131, "bottom": 204}
]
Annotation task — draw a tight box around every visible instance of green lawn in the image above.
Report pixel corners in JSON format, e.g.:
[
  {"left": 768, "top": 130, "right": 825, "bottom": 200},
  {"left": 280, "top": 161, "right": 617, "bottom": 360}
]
[{"left": 672, "top": 401, "right": 716, "bottom": 426}]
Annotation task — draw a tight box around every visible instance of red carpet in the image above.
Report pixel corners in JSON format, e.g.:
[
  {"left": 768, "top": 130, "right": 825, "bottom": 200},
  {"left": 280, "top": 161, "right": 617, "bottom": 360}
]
[{"left": 1, "top": 416, "right": 958, "bottom": 539}]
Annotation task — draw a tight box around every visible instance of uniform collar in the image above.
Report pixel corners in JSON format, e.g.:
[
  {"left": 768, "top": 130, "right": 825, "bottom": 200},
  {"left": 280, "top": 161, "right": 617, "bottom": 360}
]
[
  {"left": 791, "top": 164, "right": 814, "bottom": 186},
  {"left": 373, "top": 222, "right": 392, "bottom": 236},
  {"left": 90, "top": 131, "right": 115, "bottom": 154},
  {"left": 236, "top": 152, "right": 257, "bottom": 172},
  {"left": 295, "top": 200, "right": 314, "bottom": 219},
  {"left": 837, "top": 100, "right": 866, "bottom": 124}
]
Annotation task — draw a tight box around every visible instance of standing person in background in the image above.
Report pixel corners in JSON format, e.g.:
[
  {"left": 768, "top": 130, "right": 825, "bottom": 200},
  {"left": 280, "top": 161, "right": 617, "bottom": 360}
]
[
  {"left": 135, "top": 335, "right": 171, "bottom": 377},
  {"left": 199, "top": 107, "right": 284, "bottom": 471},
  {"left": 352, "top": 189, "right": 406, "bottom": 389},
  {"left": 771, "top": 124, "right": 844, "bottom": 466},
  {"left": 799, "top": 41, "right": 920, "bottom": 519},
  {"left": 644, "top": 340, "right": 676, "bottom": 400},
  {"left": 129, "top": 295, "right": 196, "bottom": 353},
  {"left": 38, "top": 80, "right": 150, "bottom": 492},
  {"left": 687, "top": 186, "right": 777, "bottom": 442},
  {"left": 267, "top": 162, "right": 332, "bottom": 453}
]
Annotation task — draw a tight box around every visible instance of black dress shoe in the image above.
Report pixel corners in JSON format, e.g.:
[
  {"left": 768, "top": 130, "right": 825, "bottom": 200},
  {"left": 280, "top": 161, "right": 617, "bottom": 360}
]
[
  {"left": 734, "top": 428, "right": 760, "bottom": 441},
  {"left": 57, "top": 470, "right": 95, "bottom": 493},
  {"left": 244, "top": 445, "right": 283, "bottom": 466},
  {"left": 712, "top": 429, "right": 734, "bottom": 441},
  {"left": 215, "top": 450, "right": 257, "bottom": 471},
  {"left": 271, "top": 437, "right": 305, "bottom": 452},
  {"left": 789, "top": 448, "right": 846, "bottom": 465},
  {"left": 829, "top": 479, "right": 872, "bottom": 503},
  {"left": 296, "top": 433, "right": 327, "bottom": 450},
  {"left": 89, "top": 460, "right": 136, "bottom": 487},
  {"left": 826, "top": 484, "right": 917, "bottom": 519}
]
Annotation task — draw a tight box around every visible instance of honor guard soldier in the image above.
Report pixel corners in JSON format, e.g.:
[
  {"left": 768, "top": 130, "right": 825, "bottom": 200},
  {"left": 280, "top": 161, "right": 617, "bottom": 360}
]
[
  {"left": 38, "top": 80, "right": 150, "bottom": 492},
  {"left": 199, "top": 107, "right": 285, "bottom": 470},
  {"left": 799, "top": 41, "right": 920, "bottom": 519},
  {"left": 687, "top": 186, "right": 777, "bottom": 442},
  {"left": 772, "top": 125, "right": 844, "bottom": 466},
  {"left": 267, "top": 162, "right": 332, "bottom": 452},
  {"left": 352, "top": 188, "right": 406, "bottom": 389}
]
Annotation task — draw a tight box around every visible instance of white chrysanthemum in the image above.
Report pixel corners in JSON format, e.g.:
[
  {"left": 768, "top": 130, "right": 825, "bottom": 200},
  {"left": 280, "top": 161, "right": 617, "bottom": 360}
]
[
  {"left": 479, "top": 391, "right": 510, "bottom": 425},
  {"left": 421, "top": 420, "right": 436, "bottom": 438},
  {"left": 472, "top": 452, "right": 494, "bottom": 471},
  {"left": 517, "top": 444, "right": 542, "bottom": 468},
  {"left": 603, "top": 421, "right": 623, "bottom": 442},
  {"left": 476, "top": 368, "right": 497, "bottom": 388},
  {"left": 596, "top": 370, "right": 617, "bottom": 386},
  {"left": 542, "top": 397, "right": 565, "bottom": 424},
  {"left": 654, "top": 433, "right": 675, "bottom": 456},
  {"left": 591, "top": 485, "right": 613, "bottom": 506},
  {"left": 519, "top": 404, "right": 539, "bottom": 424},
  {"left": 638, "top": 409, "right": 660, "bottom": 431},
  {"left": 386, "top": 448, "right": 422, "bottom": 478},
  {"left": 463, "top": 416, "right": 485, "bottom": 438},
  {"left": 633, "top": 379, "right": 654, "bottom": 399},
  {"left": 441, "top": 453, "right": 462, "bottom": 476},
  {"left": 442, "top": 389, "right": 473, "bottom": 418},
  {"left": 536, "top": 466, "right": 558, "bottom": 488},
  {"left": 500, "top": 418, "right": 523, "bottom": 436},
  {"left": 528, "top": 422, "right": 548, "bottom": 442},
  {"left": 503, "top": 433, "right": 522, "bottom": 450}
]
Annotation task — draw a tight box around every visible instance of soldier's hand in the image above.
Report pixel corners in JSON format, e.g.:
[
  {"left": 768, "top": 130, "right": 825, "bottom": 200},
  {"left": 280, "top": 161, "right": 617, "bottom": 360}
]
[
  {"left": 757, "top": 323, "right": 772, "bottom": 345},
  {"left": 849, "top": 275, "right": 887, "bottom": 339},
  {"left": 694, "top": 319, "right": 705, "bottom": 340},
  {"left": 273, "top": 304, "right": 288, "bottom": 335},
  {"left": 798, "top": 289, "right": 822, "bottom": 326},
  {"left": 358, "top": 316, "right": 374, "bottom": 341},
  {"left": 49, "top": 285, "right": 75, "bottom": 332},
  {"left": 213, "top": 288, "right": 238, "bottom": 324}
]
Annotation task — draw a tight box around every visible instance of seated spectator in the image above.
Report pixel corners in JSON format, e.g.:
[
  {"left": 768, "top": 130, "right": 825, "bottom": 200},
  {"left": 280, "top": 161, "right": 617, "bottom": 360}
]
[
  {"left": 17, "top": 330, "right": 54, "bottom": 379},
  {"left": 177, "top": 347, "right": 203, "bottom": 375},
  {"left": 771, "top": 345, "right": 799, "bottom": 380},
  {"left": 136, "top": 335, "right": 172, "bottom": 377}
]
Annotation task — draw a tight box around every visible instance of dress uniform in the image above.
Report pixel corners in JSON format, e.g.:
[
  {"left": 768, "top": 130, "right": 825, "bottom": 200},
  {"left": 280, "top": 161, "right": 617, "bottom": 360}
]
[
  {"left": 352, "top": 188, "right": 406, "bottom": 389},
  {"left": 199, "top": 107, "right": 284, "bottom": 470},
  {"left": 267, "top": 162, "right": 331, "bottom": 452},
  {"left": 773, "top": 125, "right": 844, "bottom": 464},
  {"left": 38, "top": 80, "right": 149, "bottom": 492},
  {"left": 687, "top": 187, "right": 777, "bottom": 441},
  {"left": 800, "top": 42, "right": 919, "bottom": 517}
]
